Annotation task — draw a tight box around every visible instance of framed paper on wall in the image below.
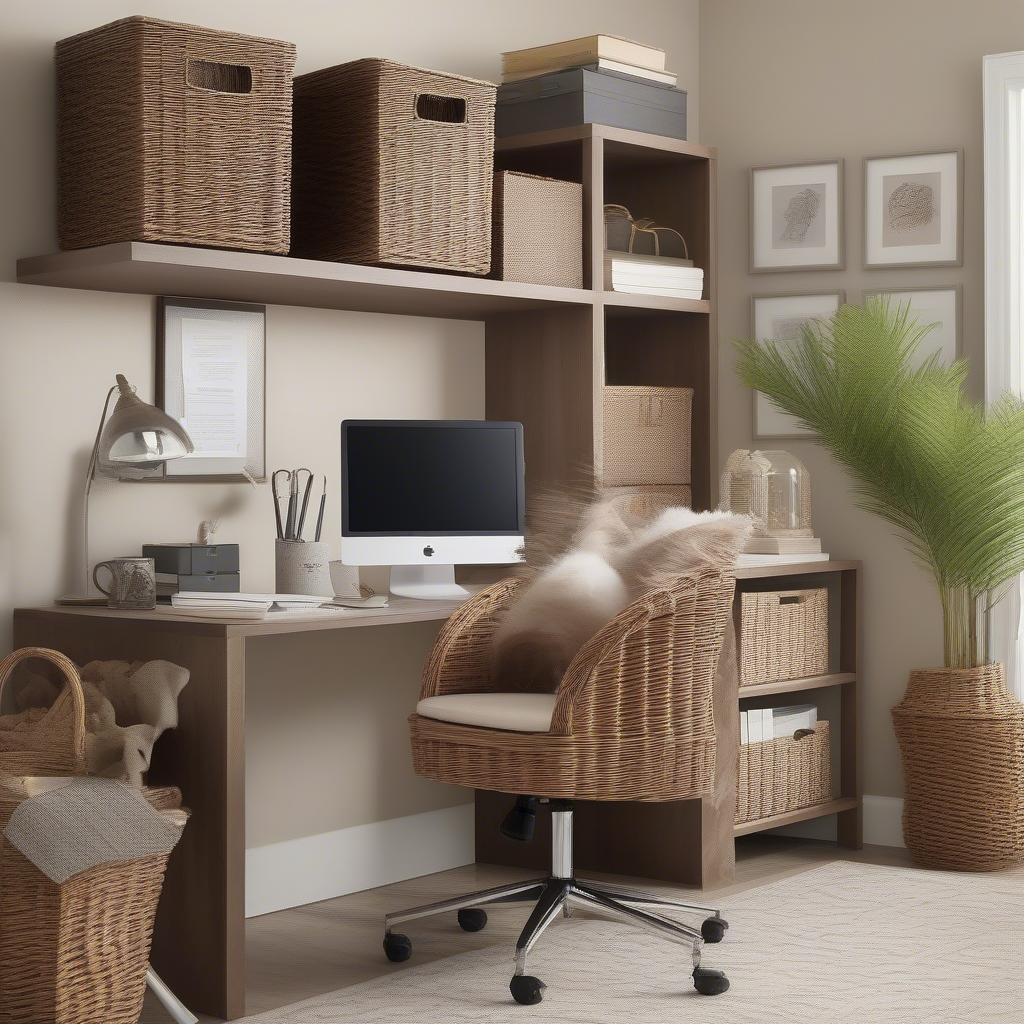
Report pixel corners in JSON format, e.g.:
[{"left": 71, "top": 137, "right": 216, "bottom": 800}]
[
  {"left": 156, "top": 297, "right": 267, "bottom": 482},
  {"left": 863, "top": 150, "right": 963, "bottom": 268},
  {"left": 751, "top": 292, "right": 844, "bottom": 438},
  {"left": 862, "top": 286, "right": 962, "bottom": 366},
  {"left": 750, "top": 160, "right": 844, "bottom": 272}
]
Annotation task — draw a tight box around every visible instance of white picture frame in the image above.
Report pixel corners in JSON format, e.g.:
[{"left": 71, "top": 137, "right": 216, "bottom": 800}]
[
  {"left": 751, "top": 292, "right": 844, "bottom": 438},
  {"left": 750, "top": 160, "right": 844, "bottom": 272},
  {"left": 864, "top": 150, "right": 963, "bottom": 268},
  {"left": 862, "top": 286, "right": 962, "bottom": 366}
]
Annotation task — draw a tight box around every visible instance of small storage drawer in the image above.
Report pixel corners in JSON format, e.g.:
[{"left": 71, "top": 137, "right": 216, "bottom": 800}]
[
  {"left": 735, "top": 721, "right": 832, "bottom": 824},
  {"left": 739, "top": 588, "right": 828, "bottom": 686},
  {"left": 601, "top": 385, "right": 692, "bottom": 487}
]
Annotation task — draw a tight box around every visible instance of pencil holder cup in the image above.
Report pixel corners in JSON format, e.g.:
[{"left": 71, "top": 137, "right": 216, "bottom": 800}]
[{"left": 275, "top": 541, "right": 332, "bottom": 597}]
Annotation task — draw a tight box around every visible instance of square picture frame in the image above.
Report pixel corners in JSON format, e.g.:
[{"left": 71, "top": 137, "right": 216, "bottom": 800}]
[
  {"left": 861, "top": 286, "right": 962, "bottom": 365},
  {"left": 751, "top": 291, "right": 845, "bottom": 438},
  {"left": 864, "top": 150, "right": 963, "bottom": 268},
  {"left": 156, "top": 296, "right": 267, "bottom": 482},
  {"left": 750, "top": 160, "right": 844, "bottom": 272}
]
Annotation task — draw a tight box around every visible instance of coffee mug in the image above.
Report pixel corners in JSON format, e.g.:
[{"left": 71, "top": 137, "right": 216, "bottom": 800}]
[{"left": 93, "top": 557, "right": 157, "bottom": 610}]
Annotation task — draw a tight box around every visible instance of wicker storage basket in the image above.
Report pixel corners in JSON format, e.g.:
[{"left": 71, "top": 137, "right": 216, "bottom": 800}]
[
  {"left": 602, "top": 385, "right": 693, "bottom": 487},
  {"left": 293, "top": 59, "right": 496, "bottom": 274},
  {"left": 56, "top": 17, "right": 296, "bottom": 253},
  {"left": 0, "top": 648, "right": 184, "bottom": 1024},
  {"left": 492, "top": 171, "right": 583, "bottom": 286},
  {"left": 736, "top": 721, "right": 832, "bottom": 824},
  {"left": 739, "top": 588, "right": 828, "bottom": 686}
]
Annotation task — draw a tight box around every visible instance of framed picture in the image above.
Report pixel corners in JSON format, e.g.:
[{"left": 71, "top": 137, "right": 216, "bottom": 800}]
[
  {"left": 750, "top": 160, "right": 844, "bottom": 272},
  {"left": 156, "top": 297, "right": 267, "bottom": 482},
  {"left": 862, "top": 286, "right": 962, "bottom": 366},
  {"left": 751, "top": 292, "right": 844, "bottom": 438},
  {"left": 864, "top": 150, "right": 963, "bottom": 268}
]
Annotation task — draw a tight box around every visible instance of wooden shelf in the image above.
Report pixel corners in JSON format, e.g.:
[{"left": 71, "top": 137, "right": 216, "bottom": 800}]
[
  {"left": 738, "top": 672, "right": 856, "bottom": 699},
  {"left": 496, "top": 121, "right": 716, "bottom": 162},
  {"left": 602, "top": 291, "right": 710, "bottom": 315},
  {"left": 735, "top": 559, "right": 859, "bottom": 580},
  {"left": 734, "top": 797, "right": 860, "bottom": 837}
]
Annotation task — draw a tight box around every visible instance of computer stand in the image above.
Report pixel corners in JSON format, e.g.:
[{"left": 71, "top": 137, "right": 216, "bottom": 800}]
[{"left": 390, "top": 564, "right": 471, "bottom": 601}]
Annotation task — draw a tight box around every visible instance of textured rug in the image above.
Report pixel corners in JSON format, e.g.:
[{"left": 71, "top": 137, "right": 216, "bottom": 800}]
[{"left": 243, "top": 861, "right": 1024, "bottom": 1023}]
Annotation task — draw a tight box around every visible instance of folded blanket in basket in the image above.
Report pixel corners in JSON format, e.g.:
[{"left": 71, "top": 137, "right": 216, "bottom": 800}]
[{"left": 2, "top": 777, "right": 185, "bottom": 883}]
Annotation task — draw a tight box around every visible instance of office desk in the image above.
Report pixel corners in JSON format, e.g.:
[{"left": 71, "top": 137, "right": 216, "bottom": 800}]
[{"left": 12, "top": 599, "right": 462, "bottom": 1022}]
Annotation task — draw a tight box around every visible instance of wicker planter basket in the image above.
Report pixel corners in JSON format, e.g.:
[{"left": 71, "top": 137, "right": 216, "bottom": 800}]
[
  {"left": 893, "top": 663, "right": 1024, "bottom": 871},
  {"left": 736, "top": 721, "right": 832, "bottom": 824},
  {"left": 56, "top": 17, "right": 296, "bottom": 253},
  {"left": 293, "top": 59, "right": 496, "bottom": 274},
  {"left": 739, "top": 588, "right": 828, "bottom": 686},
  {"left": 0, "top": 648, "right": 184, "bottom": 1024},
  {"left": 602, "top": 385, "right": 693, "bottom": 487}
]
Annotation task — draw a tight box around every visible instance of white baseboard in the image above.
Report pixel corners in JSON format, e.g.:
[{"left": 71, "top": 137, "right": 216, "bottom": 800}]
[
  {"left": 863, "top": 794, "right": 905, "bottom": 848},
  {"left": 246, "top": 803, "right": 475, "bottom": 918}
]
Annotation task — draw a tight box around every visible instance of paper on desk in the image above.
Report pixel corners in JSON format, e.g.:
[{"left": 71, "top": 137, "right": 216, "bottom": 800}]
[{"left": 180, "top": 317, "right": 248, "bottom": 459}]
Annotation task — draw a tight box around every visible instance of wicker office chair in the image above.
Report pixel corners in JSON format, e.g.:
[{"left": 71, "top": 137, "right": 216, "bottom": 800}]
[{"left": 383, "top": 567, "right": 736, "bottom": 1004}]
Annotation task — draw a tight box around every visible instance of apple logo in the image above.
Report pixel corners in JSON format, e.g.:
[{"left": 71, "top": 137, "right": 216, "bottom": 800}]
[{"left": 423, "top": 546, "right": 435, "bottom": 557}]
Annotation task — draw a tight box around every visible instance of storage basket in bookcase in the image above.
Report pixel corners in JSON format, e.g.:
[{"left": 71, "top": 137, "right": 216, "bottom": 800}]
[
  {"left": 55, "top": 16, "right": 296, "bottom": 253},
  {"left": 740, "top": 588, "right": 828, "bottom": 686},
  {"left": 736, "top": 721, "right": 832, "bottom": 824},
  {"left": 0, "top": 648, "right": 185, "bottom": 1024},
  {"left": 601, "top": 386, "right": 693, "bottom": 487},
  {"left": 492, "top": 171, "right": 583, "bottom": 287},
  {"left": 292, "top": 59, "right": 496, "bottom": 274}
]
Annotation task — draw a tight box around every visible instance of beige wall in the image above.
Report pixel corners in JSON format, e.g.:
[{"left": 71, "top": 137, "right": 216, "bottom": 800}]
[
  {"left": 701, "top": 0, "right": 1024, "bottom": 800},
  {"left": 0, "top": 1, "right": 700, "bottom": 849}
]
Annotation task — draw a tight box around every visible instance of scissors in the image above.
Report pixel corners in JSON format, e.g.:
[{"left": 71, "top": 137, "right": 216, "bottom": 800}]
[{"left": 272, "top": 468, "right": 314, "bottom": 540}]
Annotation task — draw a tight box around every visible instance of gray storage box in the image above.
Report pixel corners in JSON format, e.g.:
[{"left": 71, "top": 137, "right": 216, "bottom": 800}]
[
  {"left": 496, "top": 67, "right": 686, "bottom": 140},
  {"left": 143, "top": 543, "right": 240, "bottom": 575}
]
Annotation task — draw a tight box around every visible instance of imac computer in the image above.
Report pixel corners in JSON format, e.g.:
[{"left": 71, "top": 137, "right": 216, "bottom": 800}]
[{"left": 340, "top": 420, "right": 525, "bottom": 600}]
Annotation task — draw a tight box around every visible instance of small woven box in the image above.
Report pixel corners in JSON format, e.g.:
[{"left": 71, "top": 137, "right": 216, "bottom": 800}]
[
  {"left": 602, "top": 385, "right": 693, "bottom": 487},
  {"left": 739, "top": 588, "right": 829, "bottom": 686}
]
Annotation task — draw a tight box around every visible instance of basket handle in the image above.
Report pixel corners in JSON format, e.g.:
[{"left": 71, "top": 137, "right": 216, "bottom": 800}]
[
  {"left": 414, "top": 93, "right": 467, "bottom": 124},
  {"left": 186, "top": 58, "right": 253, "bottom": 95},
  {"left": 0, "top": 647, "right": 87, "bottom": 774}
]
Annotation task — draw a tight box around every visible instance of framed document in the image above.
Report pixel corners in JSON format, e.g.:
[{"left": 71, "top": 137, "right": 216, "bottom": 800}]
[{"left": 156, "top": 297, "right": 266, "bottom": 482}]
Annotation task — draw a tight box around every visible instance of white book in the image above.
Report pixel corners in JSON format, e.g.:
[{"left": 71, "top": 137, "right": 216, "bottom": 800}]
[
  {"left": 747, "top": 709, "right": 763, "bottom": 744},
  {"left": 502, "top": 35, "right": 667, "bottom": 76},
  {"left": 740, "top": 711, "right": 748, "bottom": 745},
  {"left": 604, "top": 253, "right": 700, "bottom": 272},
  {"left": 736, "top": 553, "right": 831, "bottom": 568}
]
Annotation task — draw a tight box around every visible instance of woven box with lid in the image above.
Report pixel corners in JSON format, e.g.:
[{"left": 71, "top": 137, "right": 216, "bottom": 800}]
[
  {"left": 292, "top": 59, "right": 496, "bottom": 274},
  {"left": 601, "top": 385, "right": 692, "bottom": 487},
  {"left": 492, "top": 171, "right": 583, "bottom": 287},
  {"left": 739, "top": 588, "right": 829, "bottom": 686},
  {"left": 56, "top": 17, "right": 296, "bottom": 253}
]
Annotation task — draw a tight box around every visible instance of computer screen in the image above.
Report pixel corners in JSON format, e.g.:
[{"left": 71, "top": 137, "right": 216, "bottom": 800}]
[{"left": 342, "top": 421, "right": 525, "bottom": 536}]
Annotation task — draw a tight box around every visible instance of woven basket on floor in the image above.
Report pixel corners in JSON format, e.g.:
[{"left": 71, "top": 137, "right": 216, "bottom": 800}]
[
  {"left": 739, "top": 588, "right": 828, "bottom": 686},
  {"left": 736, "top": 721, "right": 832, "bottom": 824},
  {"left": 602, "top": 385, "right": 693, "bottom": 487},
  {"left": 56, "top": 16, "right": 296, "bottom": 253},
  {"left": 0, "top": 647, "right": 184, "bottom": 1024},
  {"left": 893, "top": 663, "right": 1024, "bottom": 871},
  {"left": 292, "top": 59, "right": 496, "bottom": 274}
]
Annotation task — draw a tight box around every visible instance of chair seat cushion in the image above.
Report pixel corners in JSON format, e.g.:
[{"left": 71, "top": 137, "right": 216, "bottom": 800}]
[{"left": 416, "top": 692, "right": 556, "bottom": 733}]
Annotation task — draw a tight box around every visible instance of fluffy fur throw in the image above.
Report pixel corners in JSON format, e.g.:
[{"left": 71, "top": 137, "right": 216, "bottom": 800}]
[{"left": 492, "top": 494, "right": 751, "bottom": 693}]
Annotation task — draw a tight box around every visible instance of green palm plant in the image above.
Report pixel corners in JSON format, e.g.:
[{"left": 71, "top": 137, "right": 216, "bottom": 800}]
[{"left": 736, "top": 297, "right": 1024, "bottom": 669}]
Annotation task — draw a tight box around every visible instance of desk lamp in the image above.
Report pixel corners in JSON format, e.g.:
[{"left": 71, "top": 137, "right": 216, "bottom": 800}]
[{"left": 58, "top": 374, "right": 194, "bottom": 605}]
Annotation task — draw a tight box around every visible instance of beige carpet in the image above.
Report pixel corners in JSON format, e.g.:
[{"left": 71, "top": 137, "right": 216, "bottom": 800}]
[{"left": 242, "top": 861, "right": 1024, "bottom": 1023}]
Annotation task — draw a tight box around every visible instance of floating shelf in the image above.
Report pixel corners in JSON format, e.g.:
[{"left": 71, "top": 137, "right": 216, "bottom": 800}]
[
  {"left": 733, "top": 796, "right": 860, "bottom": 837},
  {"left": 738, "top": 672, "right": 856, "bottom": 699}
]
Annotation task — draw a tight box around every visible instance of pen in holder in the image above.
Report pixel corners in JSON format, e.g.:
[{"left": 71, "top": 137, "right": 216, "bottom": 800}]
[{"left": 275, "top": 540, "right": 333, "bottom": 597}]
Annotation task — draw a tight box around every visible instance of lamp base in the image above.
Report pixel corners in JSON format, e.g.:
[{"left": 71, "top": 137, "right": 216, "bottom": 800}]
[{"left": 56, "top": 594, "right": 109, "bottom": 607}]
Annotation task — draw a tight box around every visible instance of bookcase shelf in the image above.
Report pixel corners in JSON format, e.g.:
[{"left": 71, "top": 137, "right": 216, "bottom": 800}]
[
  {"left": 734, "top": 797, "right": 861, "bottom": 837},
  {"left": 738, "top": 672, "right": 856, "bottom": 700}
]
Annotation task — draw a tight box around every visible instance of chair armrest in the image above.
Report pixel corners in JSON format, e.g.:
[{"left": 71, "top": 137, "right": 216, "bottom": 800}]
[
  {"left": 419, "top": 578, "right": 523, "bottom": 699},
  {"left": 549, "top": 568, "right": 735, "bottom": 738}
]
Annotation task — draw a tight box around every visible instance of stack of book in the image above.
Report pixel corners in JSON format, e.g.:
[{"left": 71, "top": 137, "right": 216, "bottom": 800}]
[
  {"left": 169, "top": 592, "right": 325, "bottom": 621},
  {"left": 501, "top": 34, "right": 676, "bottom": 86},
  {"left": 604, "top": 252, "right": 704, "bottom": 299},
  {"left": 741, "top": 704, "right": 818, "bottom": 744}
]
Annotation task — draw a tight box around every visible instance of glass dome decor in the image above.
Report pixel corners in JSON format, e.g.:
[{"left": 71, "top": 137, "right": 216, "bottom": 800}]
[{"left": 720, "top": 449, "right": 821, "bottom": 554}]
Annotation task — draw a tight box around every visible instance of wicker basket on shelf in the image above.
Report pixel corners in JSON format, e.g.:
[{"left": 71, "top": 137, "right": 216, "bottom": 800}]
[
  {"left": 739, "top": 588, "right": 828, "bottom": 686},
  {"left": 601, "top": 385, "right": 693, "bottom": 488},
  {"left": 0, "top": 648, "right": 185, "bottom": 1024}
]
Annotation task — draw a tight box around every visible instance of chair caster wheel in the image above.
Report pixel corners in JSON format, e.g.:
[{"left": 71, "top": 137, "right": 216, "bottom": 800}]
[
  {"left": 458, "top": 908, "right": 487, "bottom": 932},
  {"left": 701, "top": 916, "right": 728, "bottom": 943},
  {"left": 383, "top": 932, "right": 412, "bottom": 962},
  {"left": 692, "top": 967, "right": 730, "bottom": 995},
  {"left": 510, "top": 974, "right": 545, "bottom": 1005}
]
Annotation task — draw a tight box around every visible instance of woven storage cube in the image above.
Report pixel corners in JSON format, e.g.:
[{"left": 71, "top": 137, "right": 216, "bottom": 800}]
[
  {"left": 492, "top": 171, "right": 583, "bottom": 286},
  {"left": 605, "top": 484, "right": 692, "bottom": 522},
  {"left": 0, "top": 648, "right": 185, "bottom": 1024},
  {"left": 735, "top": 721, "right": 832, "bottom": 824},
  {"left": 56, "top": 17, "right": 296, "bottom": 253},
  {"left": 739, "top": 588, "right": 829, "bottom": 686},
  {"left": 602, "top": 385, "right": 692, "bottom": 487},
  {"left": 293, "top": 59, "right": 496, "bottom": 274}
]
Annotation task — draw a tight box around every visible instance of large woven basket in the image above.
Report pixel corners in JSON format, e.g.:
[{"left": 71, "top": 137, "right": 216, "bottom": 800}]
[
  {"left": 893, "top": 663, "right": 1024, "bottom": 871},
  {"left": 736, "top": 721, "right": 832, "bottom": 824},
  {"left": 0, "top": 648, "right": 183, "bottom": 1024},
  {"left": 739, "top": 588, "right": 828, "bottom": 686},
  {"left": 292, "top": 59, "right": 496, "bottom": 274},
  {"left": 56, "top": 16, "right": 296, "bottom": 253},
  {"left": 602, "top": 385, "right": 693, "bottom": 487}
]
